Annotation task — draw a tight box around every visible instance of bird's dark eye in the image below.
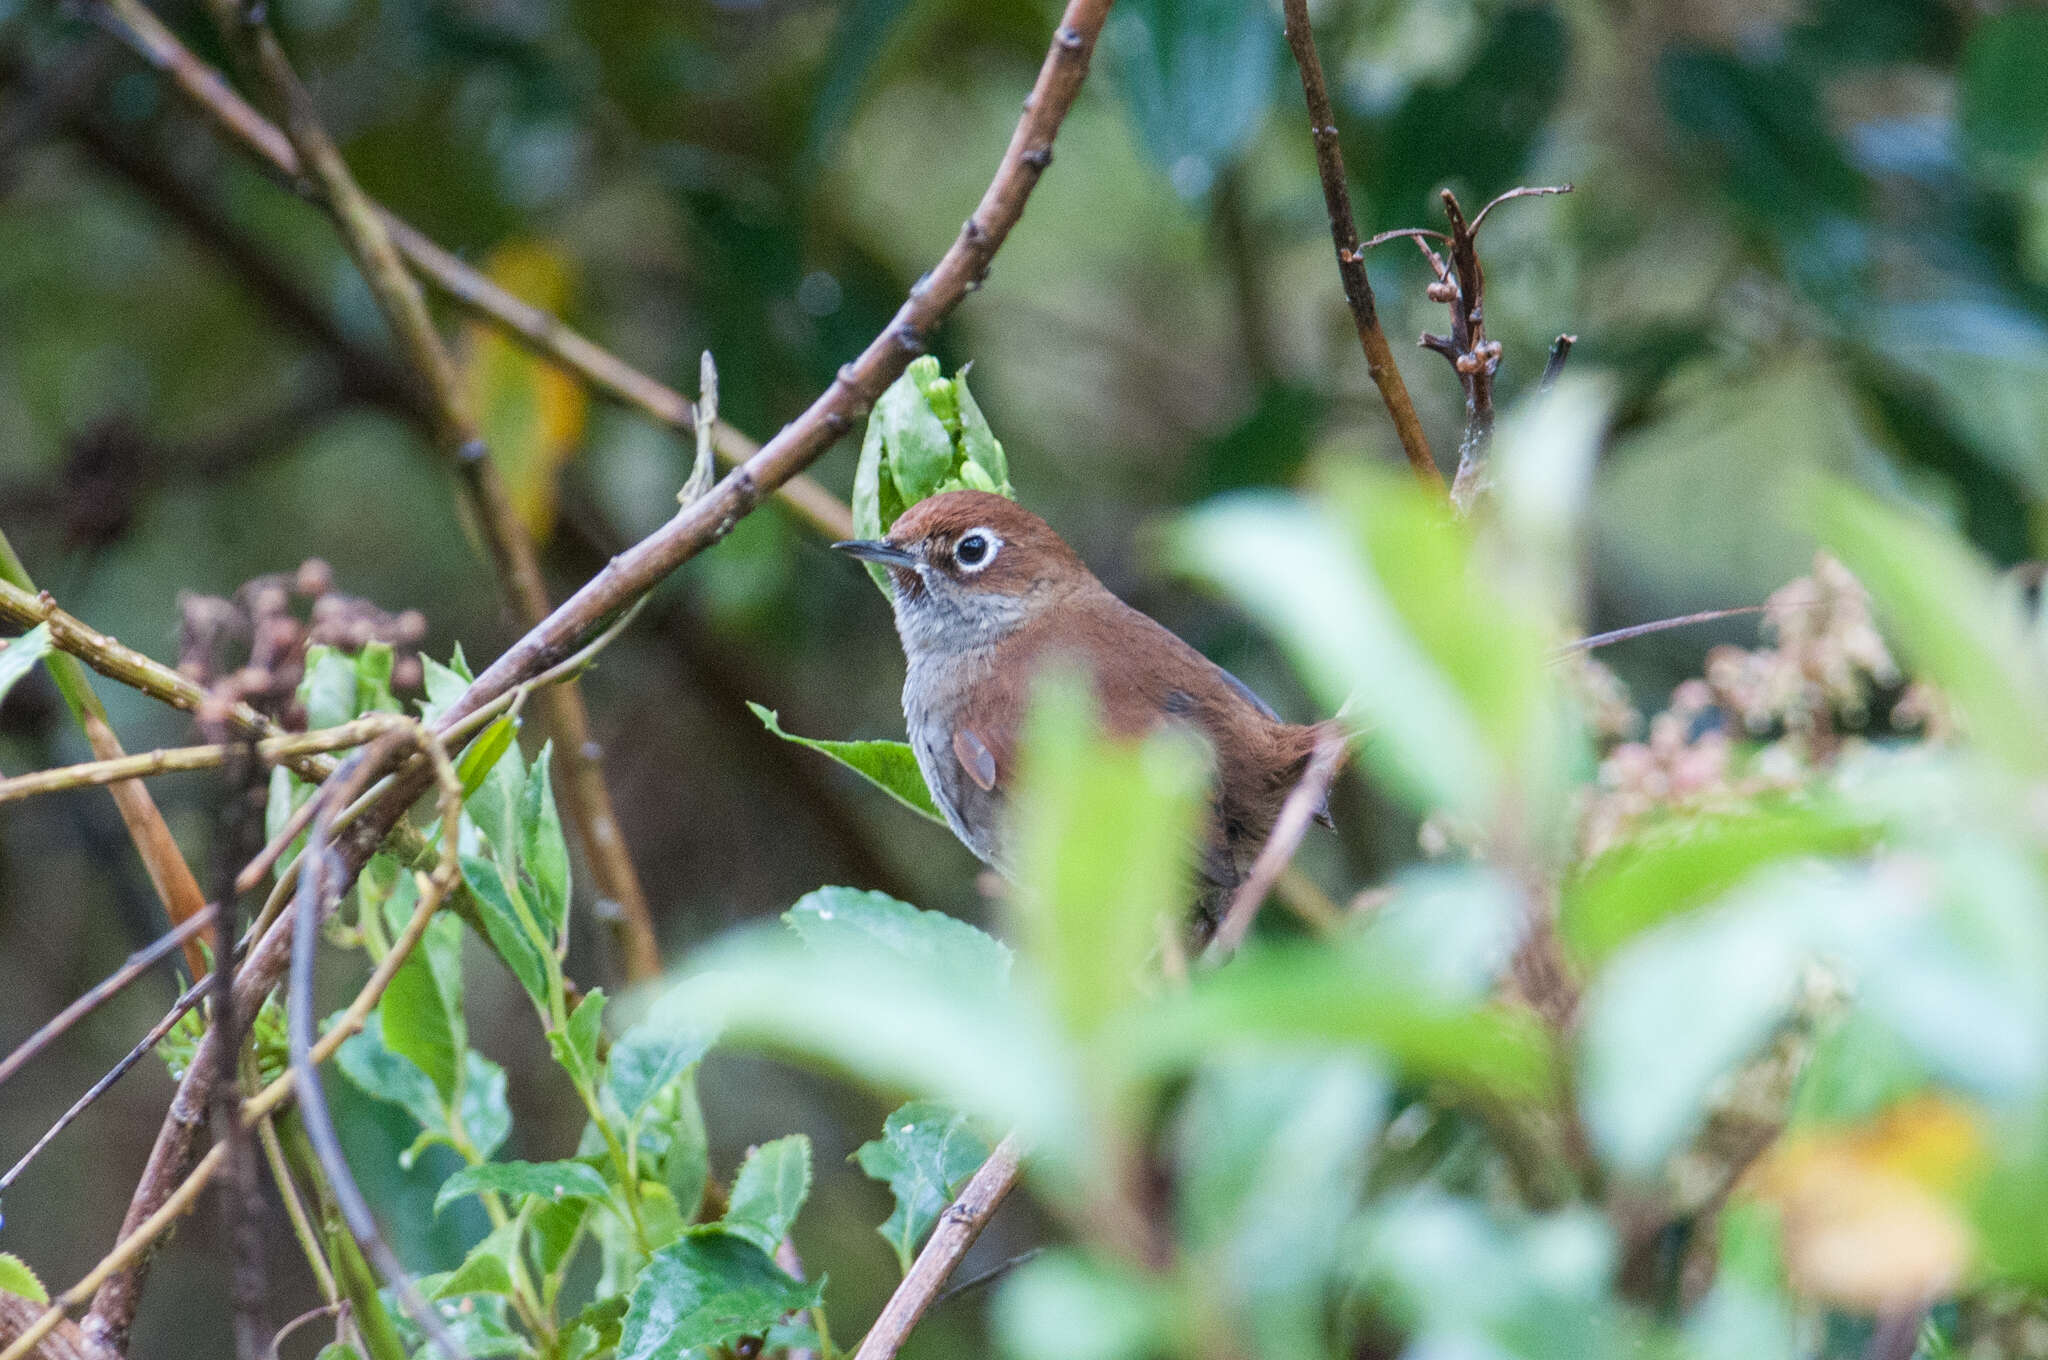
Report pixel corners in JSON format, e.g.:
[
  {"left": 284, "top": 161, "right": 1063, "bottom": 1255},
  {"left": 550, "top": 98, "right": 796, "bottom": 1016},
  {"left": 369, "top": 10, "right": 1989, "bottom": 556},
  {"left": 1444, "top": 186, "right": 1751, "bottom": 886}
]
[{"left": 954, "top": 531, "right": 995, "bottom": 569}]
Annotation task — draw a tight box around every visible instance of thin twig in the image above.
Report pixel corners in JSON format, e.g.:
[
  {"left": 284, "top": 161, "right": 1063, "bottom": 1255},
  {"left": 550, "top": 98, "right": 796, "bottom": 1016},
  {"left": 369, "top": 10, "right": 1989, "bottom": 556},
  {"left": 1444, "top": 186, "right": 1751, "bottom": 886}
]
[
  {"left": 196, "top": 0, "right": 660, "bottom": 988},
  {"left": 84, "top": 1, "right": 1108, "bottom": 1338},
  {"left": 0, "top": 528, "right": 211, "bottom": 979},
  {"left": 1202, "top": 727, "right": 1350, "bottom": 962},
  {"left": 1278, "top": 0, "right": 1441, "bottom": 493},
  {"left": 852, "top": 1135, "right": 1025, "bottom": 1360},
  {"left": 78, "top": 0, "right": 850, "bottom": 542},
  {"left": 0, "top": 904, "right": 216, "bottom": 1091},
  {"left": 0, "top": 716, "right": 402, "bottom": 805},
  {"left": 4, "top": 861, "right": 451, "bottom": 1360},
  {"left": 1554, "top": 605, "right": 1768, "bottom": 656}
]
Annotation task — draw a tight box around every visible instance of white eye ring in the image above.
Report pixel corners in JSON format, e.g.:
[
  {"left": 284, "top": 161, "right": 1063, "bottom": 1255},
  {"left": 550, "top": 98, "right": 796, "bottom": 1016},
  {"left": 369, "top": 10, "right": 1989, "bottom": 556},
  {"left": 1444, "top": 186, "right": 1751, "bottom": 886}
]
[{"left": 953, "top": 528, "right": 1001, "bottom": 572}]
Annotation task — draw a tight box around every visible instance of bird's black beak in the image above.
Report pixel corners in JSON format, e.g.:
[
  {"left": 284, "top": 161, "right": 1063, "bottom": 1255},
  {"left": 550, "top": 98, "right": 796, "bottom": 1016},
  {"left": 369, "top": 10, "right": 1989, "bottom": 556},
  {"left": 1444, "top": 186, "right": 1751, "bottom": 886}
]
[{"left": 832, "top": 539, "right": 920, "bottom": 569}]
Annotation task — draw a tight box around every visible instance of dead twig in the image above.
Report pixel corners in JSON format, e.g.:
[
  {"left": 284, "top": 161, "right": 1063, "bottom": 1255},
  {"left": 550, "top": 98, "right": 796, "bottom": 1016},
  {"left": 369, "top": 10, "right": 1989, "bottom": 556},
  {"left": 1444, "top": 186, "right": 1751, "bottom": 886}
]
[
  {"left": 1202, "top": 726, "right": 1350, "bottom": 962},
  {"left": 851, "top": 1135, "right": 1026, "bottom": 1360},
  {"left": 0, "top": 716, "right": 403, "bottom": 805},
  {"left": 1540, "top": 333, "right": 1576, "bottom": 391},
  {"left": 1278, "top": 0, "right": 1440, "bottom": 493},
  {"left": 1554, "top": 605, "right": 1769, "bottom": 656}
]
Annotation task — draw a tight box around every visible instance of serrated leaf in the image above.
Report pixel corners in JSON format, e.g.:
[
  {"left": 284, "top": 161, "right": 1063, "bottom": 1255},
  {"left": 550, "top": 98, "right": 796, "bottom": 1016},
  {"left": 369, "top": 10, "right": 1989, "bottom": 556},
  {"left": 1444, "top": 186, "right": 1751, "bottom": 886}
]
[
  {"left": 419, "top": 650, "right": 475, "bottom": 727},
  {"left": 0, "top": 1251, "right": 47, "bottom": 1303},
  {"left": 336, "top": 1015, "right": 509, "bottom": 1166},
  {"left": 549, "top": 988, "right": 607, "bottom": 1089},
  {"left": 532, "top": 1194, "right": 590, "bottom": 1279},
  {"left": 463, "top": 853, "right": 551, "bottom": 1008},
  {"left": 431, "top": 1220, "right": 519, "bottom": 1298},
  {"left": 0, "top": 624, "right": 52, "bottom": 708},
  {"left": 617, "top": 1232, "right": 824, "bottom": 1360},
  {"left": 435, "top": 1160, "right": 613, "bottom": 1216},
  {"left": 607, "top": 995, "right": 718, "bottom": 1124},
  {"left": 783, "top": 886, "right": 1010, "bottom": 993},
  {"left": 747, "top": 703, "right": 945, "bottom": 824},
  {"left": 721, "top": 1135, "right": 812, "bottom": 1255},
  {"left": 855, "top": 1102, "right": 990, "bottom": 1272},
  {"left": 520, "top": 743, "right": 571, "bottom": 936}
]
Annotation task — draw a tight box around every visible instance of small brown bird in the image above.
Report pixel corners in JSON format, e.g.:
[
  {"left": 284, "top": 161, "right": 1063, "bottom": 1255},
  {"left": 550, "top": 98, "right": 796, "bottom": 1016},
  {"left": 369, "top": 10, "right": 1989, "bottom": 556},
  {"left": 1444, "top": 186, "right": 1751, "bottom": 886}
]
[{"left": 835, "top": 490, "right": 1330, "bottom": 922}]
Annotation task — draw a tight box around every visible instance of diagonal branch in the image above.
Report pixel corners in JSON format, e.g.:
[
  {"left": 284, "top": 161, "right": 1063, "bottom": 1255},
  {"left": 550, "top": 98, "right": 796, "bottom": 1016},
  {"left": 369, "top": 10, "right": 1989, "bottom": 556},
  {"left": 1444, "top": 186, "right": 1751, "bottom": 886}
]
[
  {"left": 852, "top": 1135, "right": 1024, "bottom": 1360},
  {"left": 1278, "top": 0, "right": 1441, "bottom": 494},
  {"left": 195, "top": 0, "right": 660, "bottom": 986},
  {"left": 1202, "top": 725, "right": 1350, "bottom": 961},
  {"left": 81, "top": 4, "right": 1112, "bottom": 1346}
]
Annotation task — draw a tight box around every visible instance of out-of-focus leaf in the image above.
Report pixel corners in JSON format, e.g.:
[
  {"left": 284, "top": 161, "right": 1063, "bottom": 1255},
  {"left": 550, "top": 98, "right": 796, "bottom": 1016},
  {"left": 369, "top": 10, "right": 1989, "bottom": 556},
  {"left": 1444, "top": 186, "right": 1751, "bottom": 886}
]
[
  {"left": 1685, "top": 1282, "right": 1797, "bottom": 1360},
  {"left": 1974, "top": 1105, "right": 2048, "bottom": 1285},
  {"left": 607, "top": 994, "right": 717, "bottom": 1125},
  {"left": 1562, "top": 803, "right": 1876, "bottom": 967},
  {"left": 805, "top": 0, "right": 916, "bottom": 159},
  {"left": 265, "top": 766, "right": 312, "bottom": 866},
  {"left": 462, "top": 852, "right": 551, "bottom": 1008},
  {"left": 658, "top": 924, "right": 1084, "bottom": 1171},
  {"left": 1351, "top": 865, "right": 1520, "bottom": 1003},
  {"left": 1172, "top": 490, "right": 1492, "bottom": 818},
  {"left": 353, "top": 642, "right": 398, "bottom": 715},
  {"left": 434, "top": 1159, "right": 612, "bottom": 1216},
  {"left": 387, "top": 1286, "right": 526, "bottom": 1357},
  {"left": 520, "top": 743, "right": 570, "bottom": 935},
  {"left": 312, "top": 1344, "right": 363, "bottom": 1360},
  {"left": 1355, "top": 1192, "right": 1620, "bottom": 1358},
  {"left": 1578, "top": 875, "right": 1834, "bottom": 1174},
  {"left": 378, "top": 910, "right": 466, "bottom": 1104},
  {"left": 0, "top": 1251, "right": 47, "bottom": 1303},
  {"left": 0, "top": 624, "right": 51, "bottom": 707},
  {"left": 617, "top": 1231, "right": 823, "bottom": 1360},
  {"left": 549, "top": 987, "right": 607, "bottom": 1090},
  {"left": 992, "top": 1249, "right": 1178, "bottom": 1360},
  {"left": 720, "top": 1134, "right": 811, "bottom": 1255},
  {"left": 747, "top": 703, "right": 945, "bottom": 824},
  {"left": 1814, "top": 484, "right": 2048, "bottom": 773},
  {"left": 1745, "top": 1096, "right": 1981, "bottom": 1311},
  {"left": 1125, "top": 937, "right": 1556, "bottom": 1103},
  {"left": 855, "top": 1101, "right": 992, "bottom": 1273},
  {"left": 1010, "top": 672, "right": 1207, "bottom": 1037},
  {"left": 1658, "top": 46, "right": 1863, "bottom": 226},
  {"left": 459, "top": 240, "right": 588, "bottom": 540},
  {"left": 1959, "top": 11, "right": 2048, "bottom": 181},
  {"left": 1102, "top": 0, "right": 1277, "bottom": 200},
  {"left": 1174, "top": 1054, "right": 1383, "bottom": 1357},
  {"left": 783, "top": 886, "right": 1010, "bottom": 993},
  {"left": 1487, "top": 375, "right": 1612, "bottom": 628},
  {"left": 1787, "top": 1009, "right": 1932, "bottom": 1131},
  {"left": 1858, "top": 300, "right": 2048, "bottom": 499}
]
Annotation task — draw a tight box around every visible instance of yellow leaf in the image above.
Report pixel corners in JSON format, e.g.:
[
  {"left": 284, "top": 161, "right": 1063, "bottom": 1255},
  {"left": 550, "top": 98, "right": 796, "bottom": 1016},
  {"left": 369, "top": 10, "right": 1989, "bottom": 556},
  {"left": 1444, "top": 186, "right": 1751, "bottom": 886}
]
[
  {"left": 458, "top": 240, "right": 589, "bottom": 541},
  {"left": 1743, "top": 1096, "right": 1984, "bottom": 1311}
]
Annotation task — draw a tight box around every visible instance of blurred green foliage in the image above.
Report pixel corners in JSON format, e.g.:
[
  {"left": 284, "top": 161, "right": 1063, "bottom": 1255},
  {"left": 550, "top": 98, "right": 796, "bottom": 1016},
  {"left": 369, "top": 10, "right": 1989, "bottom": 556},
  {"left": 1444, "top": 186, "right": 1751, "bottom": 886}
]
[{"left": 3, "top": 0, "right": 2048, "bottom": 1356}]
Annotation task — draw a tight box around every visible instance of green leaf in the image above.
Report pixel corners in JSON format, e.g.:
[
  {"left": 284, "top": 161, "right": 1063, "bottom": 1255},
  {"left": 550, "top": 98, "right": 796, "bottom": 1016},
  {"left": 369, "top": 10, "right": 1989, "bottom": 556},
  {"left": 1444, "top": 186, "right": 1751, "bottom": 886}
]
[
  {"left": 1125, "top": 937, "right": 1556, "bottom": 1104},
  {"left": 1170, "top": 486, "right": 1500, "bottom": 819},
  {"left": 313, "top": 1345, "right": 365, "bottom": 1360},
  {"left": 435, "top": 1160, "right": 612, "bottom": 1216},
  {"left": 784, "top": 886, "right": 1010, "bottom": 992},
  {"left": 1009, "top": 672, "right": 1208, "bottom": 1037},
  {"left": 463, "top": 853, "right": 551, "bottom": 1009},
  {"left": 264, "top": 766, "right": 312, "bottom": 870},
  {"left": 300, "top": 646, "right": 359, "bottom": 730},
  {"left": 1960, "top": 10, "right": 2048, "bottom": 179},
  {"left": 663, "top": 1070, "right": 712, "bottom": 1225},
  {"left": 720, "top": 1134, "right": 812, "bottom": 1255},
  {"left": 419, "top": 648, "right": 475, "bottom": 727},
  {"left": 0, "top": 624, "right": 52, "bottom": 708},
  {"left": 617, "top": 1232, "right": 824, "bottom": 1360},
  {"left": 1562, "top": 803, "right": 1877, "bottom": 968},
  {"left": 1102, "top": 0, "right": 1278, "bottom": 199},
  {"left": 458, "top": 715, "right": 524, "bottom": 813},
  {"left": 0, "top": 1251, "right": 47, "bottom": 1304},
  {"left": 521, "top": 743, "right": 570, "bottom": 935},
  {"left": 607, "top": 994, "right": 718, "bottom": 1125},
  {"left": 1814, "top": 484, "right": 2048, "bottom": 773},
  {"left": 431, "top": 1220, "right": 519, "bottom": 1298},
  {"left": 378, "top": 910, "right": 464, "bottom": 1104},
  {"left": 549, "top": 987, "right": 608, "bottom": 1090},
  {"left": 855, "top": 1101, "right": 991, "bottom": 1273},
  {"left": 878, "top": 358, "right": 956, "bottom": 510},
  {"left": 992, "top": 1249, "right": 1177, "bottom": 1360},
  {"left": 531, "top": 1194, "right": 590, "bottom": 1279},
  {"left": 747, "top": 703, "right": 945, "bottom": 824},
  {"left": 335, "top": 1016, "right": 509, "bottom": 1166},
  {"left": 354, "top": 641, "right": 399, "bottom": 716}
]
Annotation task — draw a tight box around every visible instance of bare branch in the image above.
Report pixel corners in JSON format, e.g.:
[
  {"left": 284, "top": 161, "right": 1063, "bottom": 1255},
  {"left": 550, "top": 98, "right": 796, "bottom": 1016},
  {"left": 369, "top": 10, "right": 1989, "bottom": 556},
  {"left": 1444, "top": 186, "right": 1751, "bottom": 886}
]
[
  {"left": 1279, "top": 0, "right": 1441, "bottom": 493},
  {"left": 0, "top": 717, "right": 403, "bottom": 806},
  {"left": 852, "top": 1135, "right": 1025, "bottom": 1360},
  {"left": 1469, "top": 183, "right": 1572, "bottom": 235},
  {"left": 1554, "top": 605, "right": 1768, "bottom": 656},
  {"left": 1540, "top": 333, "right": 1576, "bottom": 391}
]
